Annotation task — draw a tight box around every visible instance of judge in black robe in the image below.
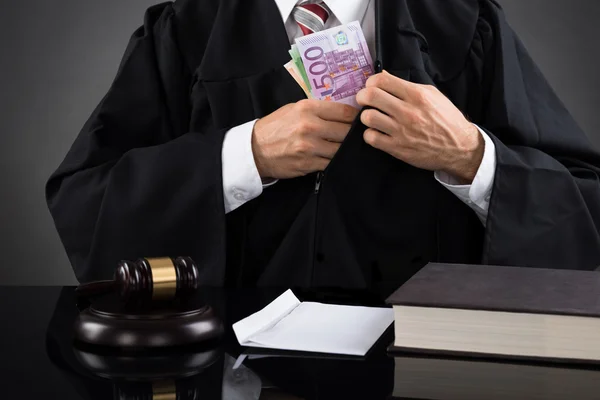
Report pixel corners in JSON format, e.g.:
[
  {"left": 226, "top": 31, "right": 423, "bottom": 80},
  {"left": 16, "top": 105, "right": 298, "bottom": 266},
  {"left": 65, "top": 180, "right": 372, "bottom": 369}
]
[{"left": 46, "top": 0, "right": 600, "bottom": 296}]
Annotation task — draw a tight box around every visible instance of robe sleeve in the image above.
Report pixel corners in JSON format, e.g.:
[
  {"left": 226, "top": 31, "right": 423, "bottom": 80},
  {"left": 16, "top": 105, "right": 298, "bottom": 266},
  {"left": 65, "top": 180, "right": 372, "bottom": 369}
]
[
  {"left": 45, "top": 3, "right": 228, "bottom": 283},
  {"left": 476, "top": 0, "right": 600, "bottom": 269}
]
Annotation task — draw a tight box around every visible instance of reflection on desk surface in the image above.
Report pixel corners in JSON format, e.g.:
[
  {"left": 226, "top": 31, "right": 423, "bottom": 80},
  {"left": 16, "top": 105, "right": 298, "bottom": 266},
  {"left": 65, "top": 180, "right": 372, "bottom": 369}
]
[
  {"left": 2, "top": 286, "right": 600, "bottom": 399},
  {"left": 392, "top": 355, "right": 600, "bottom": 400}
]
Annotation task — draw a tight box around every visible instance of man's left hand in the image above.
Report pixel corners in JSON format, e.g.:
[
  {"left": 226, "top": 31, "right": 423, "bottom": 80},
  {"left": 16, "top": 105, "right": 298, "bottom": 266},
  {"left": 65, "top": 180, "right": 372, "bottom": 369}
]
[{"left": 356, "top": 71, "right": 484, "bottom": 184}]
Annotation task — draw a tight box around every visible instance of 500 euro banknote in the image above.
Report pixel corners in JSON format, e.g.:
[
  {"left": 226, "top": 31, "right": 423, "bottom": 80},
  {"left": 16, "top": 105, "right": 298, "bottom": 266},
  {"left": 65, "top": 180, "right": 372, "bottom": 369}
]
[{"left": 294, "top": 21, "right": 374, "bottom": 108}]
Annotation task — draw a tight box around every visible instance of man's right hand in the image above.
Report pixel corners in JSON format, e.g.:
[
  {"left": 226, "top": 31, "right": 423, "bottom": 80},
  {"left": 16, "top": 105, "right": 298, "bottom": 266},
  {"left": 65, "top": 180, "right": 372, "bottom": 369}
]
[{"left": 251, "top": 99, "right": 360, "bottom": 180}]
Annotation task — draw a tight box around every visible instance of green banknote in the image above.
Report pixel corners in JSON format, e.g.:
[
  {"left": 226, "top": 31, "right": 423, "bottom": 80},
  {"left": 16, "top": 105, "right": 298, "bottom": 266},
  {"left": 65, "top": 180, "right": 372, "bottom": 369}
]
[{"left": 289, "top": 45, "right": 311, "bottom": 93}]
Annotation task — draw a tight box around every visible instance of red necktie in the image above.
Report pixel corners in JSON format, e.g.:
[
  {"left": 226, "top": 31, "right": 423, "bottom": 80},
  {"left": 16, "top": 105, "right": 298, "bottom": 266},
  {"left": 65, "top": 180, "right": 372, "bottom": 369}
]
[{"left": 292, "top": 1, "right": 331, "bottom": 36}]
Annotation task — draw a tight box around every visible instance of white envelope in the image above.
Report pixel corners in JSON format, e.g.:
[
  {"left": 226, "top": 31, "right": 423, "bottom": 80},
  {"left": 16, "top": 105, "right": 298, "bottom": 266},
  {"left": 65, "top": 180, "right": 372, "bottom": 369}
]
[{"left": 232, "top": 289, "right": 394, "bottom": 356}]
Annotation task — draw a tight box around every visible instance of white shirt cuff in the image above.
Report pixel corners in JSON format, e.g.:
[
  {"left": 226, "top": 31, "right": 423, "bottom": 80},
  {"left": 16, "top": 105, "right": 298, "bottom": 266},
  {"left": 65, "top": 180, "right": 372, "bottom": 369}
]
[
  {"left": 434, "top": 125, "right": 497, "bottom": 226},
  {"left": 222, "top": 119, "right": 267, "bottom": 213}
]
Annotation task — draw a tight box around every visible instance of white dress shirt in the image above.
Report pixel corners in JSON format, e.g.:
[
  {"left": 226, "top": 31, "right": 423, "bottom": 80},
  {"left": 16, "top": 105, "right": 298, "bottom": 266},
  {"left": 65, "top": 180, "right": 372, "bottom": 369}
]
[{"left": 221, "top": 0, "right": 497, "bottom": 226}]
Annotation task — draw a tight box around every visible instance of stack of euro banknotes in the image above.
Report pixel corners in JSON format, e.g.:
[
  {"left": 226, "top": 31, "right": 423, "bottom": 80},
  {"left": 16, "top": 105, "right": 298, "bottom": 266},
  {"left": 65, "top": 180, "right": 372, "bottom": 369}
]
[{"left": 284, "top": 21, "right": 375, "bottom": 109}]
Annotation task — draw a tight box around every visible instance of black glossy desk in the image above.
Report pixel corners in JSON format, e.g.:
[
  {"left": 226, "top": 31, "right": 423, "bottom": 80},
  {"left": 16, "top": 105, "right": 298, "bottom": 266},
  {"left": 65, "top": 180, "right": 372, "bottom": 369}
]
[{"left": 2, "top": 286, "right": 600, "bottom": 399}]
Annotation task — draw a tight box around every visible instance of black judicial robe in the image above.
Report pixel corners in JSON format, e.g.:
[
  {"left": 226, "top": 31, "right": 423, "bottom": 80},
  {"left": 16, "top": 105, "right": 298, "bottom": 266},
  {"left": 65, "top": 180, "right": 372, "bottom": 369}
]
[{"left": 46, "top": 0, "right": 600, "bottom": 295}]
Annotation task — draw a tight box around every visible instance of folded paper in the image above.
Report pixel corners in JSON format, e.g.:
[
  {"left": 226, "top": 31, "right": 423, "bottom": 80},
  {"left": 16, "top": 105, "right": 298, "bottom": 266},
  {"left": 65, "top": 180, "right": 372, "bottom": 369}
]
[{"left": 232, "top": 289, "right": 394, "bottom": 356}]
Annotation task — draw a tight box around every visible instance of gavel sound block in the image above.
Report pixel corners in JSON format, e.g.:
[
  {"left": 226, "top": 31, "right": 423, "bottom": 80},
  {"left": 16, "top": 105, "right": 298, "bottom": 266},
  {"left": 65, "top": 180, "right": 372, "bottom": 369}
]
[{"left": 73, "top": 257, "right": 224, "bottom": 349}]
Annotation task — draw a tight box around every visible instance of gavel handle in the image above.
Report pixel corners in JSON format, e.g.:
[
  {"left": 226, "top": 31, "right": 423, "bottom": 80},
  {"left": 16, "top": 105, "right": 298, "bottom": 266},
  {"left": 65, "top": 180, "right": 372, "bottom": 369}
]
[{"left": 75, "top": 280, "right": 115, "bottom": 298}]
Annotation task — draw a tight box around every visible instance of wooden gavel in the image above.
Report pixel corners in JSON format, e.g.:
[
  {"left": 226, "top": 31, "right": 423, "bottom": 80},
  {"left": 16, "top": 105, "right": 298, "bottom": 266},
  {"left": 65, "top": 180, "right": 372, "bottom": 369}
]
[{"left": 75, "top": 257, "right": 199, "bottom": 304}]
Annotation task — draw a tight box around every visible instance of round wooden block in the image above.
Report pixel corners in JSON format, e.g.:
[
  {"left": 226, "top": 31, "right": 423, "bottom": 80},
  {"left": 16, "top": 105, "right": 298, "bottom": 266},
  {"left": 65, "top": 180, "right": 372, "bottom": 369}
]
[{"left": 73, "top": 295, "right": 224, "bottom": 349}]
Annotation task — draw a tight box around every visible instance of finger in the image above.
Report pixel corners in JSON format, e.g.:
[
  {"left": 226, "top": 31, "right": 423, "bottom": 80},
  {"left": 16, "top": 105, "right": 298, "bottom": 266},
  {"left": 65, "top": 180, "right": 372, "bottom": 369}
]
[
  {"left": 312, "top": 157, "right": 330, "bottom": 172},
  {"left": 312, "top": 140, "right": 341, "bottom": 160},
  {"left": 366, "top": 70, "right": 419, "bottom": 102},
  {"left": 308, "top": 100, "right": 360, "bottom": 123},
  {"left": 356, "top": 87, "right": 401, "bottom": 116},
  {"left": 314, "top": 120, "right": 352, "bottom": 143},
  {"left": 297, "top": 156, "right": 330, "bottom": 175},
  {"left": 363, "top": 128, "right": 395, "bottom": 152},
  {"left": 360, "top": 109, "right": 397, "bottom": 135}
]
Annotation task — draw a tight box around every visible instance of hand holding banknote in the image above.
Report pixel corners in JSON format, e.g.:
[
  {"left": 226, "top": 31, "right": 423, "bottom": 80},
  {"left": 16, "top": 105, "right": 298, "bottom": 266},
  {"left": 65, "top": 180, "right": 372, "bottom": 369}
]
[
  {"left": 254, "top": 22, "right": 372, "bottom": 181},
  {"left": 250, "top": 21, "right": 374, "bottom": 180},
  {"left": 252, "top": 100, "right": 359, "bottom": 180}
]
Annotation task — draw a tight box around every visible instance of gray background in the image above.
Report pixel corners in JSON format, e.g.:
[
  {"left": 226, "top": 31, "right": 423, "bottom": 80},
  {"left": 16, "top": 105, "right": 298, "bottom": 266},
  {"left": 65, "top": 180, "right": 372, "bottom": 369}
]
[{"left": 0, "top": 0, "right": 598, "bottom": 285}]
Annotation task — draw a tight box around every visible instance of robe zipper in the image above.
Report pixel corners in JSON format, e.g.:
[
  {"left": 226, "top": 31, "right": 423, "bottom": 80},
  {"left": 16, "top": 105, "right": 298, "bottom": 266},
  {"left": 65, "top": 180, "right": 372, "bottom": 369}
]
[
  {"left": 311, "top": 171, "right": 325, "bottom": 286},
  {"left": 314, "top": 171, "right": 324, "bottom": 194}
]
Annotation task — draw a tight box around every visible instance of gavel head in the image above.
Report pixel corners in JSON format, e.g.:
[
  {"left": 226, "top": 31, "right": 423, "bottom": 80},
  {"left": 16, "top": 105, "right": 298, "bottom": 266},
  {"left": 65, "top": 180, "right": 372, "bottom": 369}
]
[{"left": 114, "top": 256, "right": 200, "bottom": 304}]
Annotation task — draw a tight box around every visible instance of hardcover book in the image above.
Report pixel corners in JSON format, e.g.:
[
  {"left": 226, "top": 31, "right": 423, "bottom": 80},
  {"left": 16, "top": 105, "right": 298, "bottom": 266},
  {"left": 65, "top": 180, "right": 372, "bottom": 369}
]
[{"left": 386, "top": 263, "right": 600, "bottom": 364}]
